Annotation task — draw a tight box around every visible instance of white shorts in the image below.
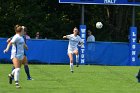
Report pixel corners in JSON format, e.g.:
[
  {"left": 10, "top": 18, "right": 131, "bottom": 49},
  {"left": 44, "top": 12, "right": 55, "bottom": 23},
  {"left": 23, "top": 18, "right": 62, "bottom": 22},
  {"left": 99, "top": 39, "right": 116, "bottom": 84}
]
[
  {"left": 11, "top": 53, "right": 24, "bottom": 60},
  {"left": 67, "top": 48, "right": 78, "bottom": 54}
]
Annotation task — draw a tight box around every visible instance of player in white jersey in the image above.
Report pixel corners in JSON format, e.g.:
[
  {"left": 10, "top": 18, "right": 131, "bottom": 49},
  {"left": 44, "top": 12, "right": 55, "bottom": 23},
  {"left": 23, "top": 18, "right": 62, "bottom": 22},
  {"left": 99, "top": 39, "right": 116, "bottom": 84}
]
[
  {"left": 4, "top": 26, "right": 28, "bottom": 88},
  {"left": 7, "top": 25, "right": 33, "bottom": 80},
  {"left": 63, "top": 27, "right": 83, "bottom": 73}
]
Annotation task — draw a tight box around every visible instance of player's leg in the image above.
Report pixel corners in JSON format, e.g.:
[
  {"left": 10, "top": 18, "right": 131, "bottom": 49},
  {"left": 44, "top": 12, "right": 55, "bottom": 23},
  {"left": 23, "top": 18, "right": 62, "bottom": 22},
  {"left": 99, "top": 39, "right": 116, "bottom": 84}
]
[
  {"left": 73, "top": 50, "right": 79, "bottom": 67},
  {"left": 9, "top": 63, "right": 16, "bottom": 84},
  {"left": 10, "top": 54, "right": 15, "bottom": 81},
  {"left": 12, "top": 58, "right": 22, "bottom": 88},
  {"left": 10, "top": 65, "right": 15, "bottom": 80},
  {"left": 68, "top": 53, "right": 74, "bottom": 73},
  {"left": 22, "top": 55, "right": 32, "bottom": 80},
  {"left": 9, "top": 66, "right": 15, "bottom": 84},
  {"left": 10, "top": 55, "right": 15, "bottom": 76},
  {"left": 136, "top": 69, "right": 140, "bottom": 82}
]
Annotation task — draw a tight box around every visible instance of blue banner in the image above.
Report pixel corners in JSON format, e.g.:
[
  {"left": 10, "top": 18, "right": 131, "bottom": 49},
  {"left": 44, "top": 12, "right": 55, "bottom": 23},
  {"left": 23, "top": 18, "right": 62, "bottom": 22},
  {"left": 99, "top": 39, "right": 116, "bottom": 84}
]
[
  {"left": 129, "top": 27, "right": 137, "bottom": 66},
  {"left": 59, "top": 0, "right": 140, "bottom": 6},
  {"left": 79, "top": 25, "right": 86, "bottom": 64},
  {"left": 1, "top": 38, "right": 140, "bottom": 66}
]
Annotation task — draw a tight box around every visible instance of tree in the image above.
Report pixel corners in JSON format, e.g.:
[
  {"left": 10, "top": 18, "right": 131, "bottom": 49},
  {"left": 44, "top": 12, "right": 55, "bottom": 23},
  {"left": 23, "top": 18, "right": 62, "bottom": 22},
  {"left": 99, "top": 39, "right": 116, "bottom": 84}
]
[{"left": 0, "top": 0, "right": 140, "bottom": 42}]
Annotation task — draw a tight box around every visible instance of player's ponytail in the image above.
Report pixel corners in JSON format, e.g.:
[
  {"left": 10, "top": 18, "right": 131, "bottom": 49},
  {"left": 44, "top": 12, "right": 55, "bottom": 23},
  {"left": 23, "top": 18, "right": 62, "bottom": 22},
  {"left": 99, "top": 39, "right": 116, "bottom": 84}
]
[
  {"left": 14, "top": 24, "right": 20, "bottom": 31},
  {"left": 15, "top": 26, "right": 22, "bottom": 33}
]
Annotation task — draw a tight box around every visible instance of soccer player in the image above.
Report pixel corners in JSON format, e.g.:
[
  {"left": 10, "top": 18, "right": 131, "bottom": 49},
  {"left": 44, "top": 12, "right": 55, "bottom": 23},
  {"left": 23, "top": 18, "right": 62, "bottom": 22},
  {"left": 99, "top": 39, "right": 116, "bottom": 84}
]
[
  {"left": 4, "top": 26, "right": 28, "bottom": 88},
  {"left": 63, "top": 27, "right": 83, "bottom": 73},
  {"left": 7, "top": 25, "right": 33, "bottom": 80},
  {"left": 136, "top": 70, "right": 140, "bottom": 83},
  {"left": 21, "top": 26, "right": 32, "bottom": 80}
]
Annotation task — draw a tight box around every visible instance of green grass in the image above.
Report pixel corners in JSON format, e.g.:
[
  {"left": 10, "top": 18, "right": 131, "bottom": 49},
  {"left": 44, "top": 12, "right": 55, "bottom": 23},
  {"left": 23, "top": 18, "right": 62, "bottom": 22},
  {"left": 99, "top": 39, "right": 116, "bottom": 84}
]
[{"left": 0, "top": 64, "right": 140, "bottom": 93}]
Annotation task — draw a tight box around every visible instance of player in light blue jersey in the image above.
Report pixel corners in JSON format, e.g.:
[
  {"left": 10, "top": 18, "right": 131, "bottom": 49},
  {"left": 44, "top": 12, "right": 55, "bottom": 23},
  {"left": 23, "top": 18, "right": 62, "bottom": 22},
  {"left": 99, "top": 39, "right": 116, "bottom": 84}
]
[
  {"left": 4, "top": 26, "right": 28, "bottom": 88},
  {"left": 63, "top": 27, "right": 83, "bottom": 73},
  {"left": 7, "top": 25, "right": 33, "bottom": 80}
]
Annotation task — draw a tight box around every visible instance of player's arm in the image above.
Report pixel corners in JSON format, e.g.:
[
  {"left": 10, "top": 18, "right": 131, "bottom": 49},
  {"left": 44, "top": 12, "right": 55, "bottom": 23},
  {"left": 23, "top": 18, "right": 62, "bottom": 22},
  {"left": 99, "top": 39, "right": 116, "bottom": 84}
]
[
  {"left": 4, "top": 36, "right": 17, "bottom": 53},
  {"left": 24, "top": 43, "right": 28, "bottom": 50},
  {"left": 63, "top": 35, "right": 71, "bottom": 39},
  {"left": 78, "top": 37, "right": 84, "bottom": 47},
  {"left": 63, "top": 36, "right": 67, "bottom": 39},
  {"left": 80, "top": 42, "right": 84, "bottom": 45},
  {"left": 7, "top": 37, "right": 12, "bottom": 43},
  {"left": 78, "top": 42, "right": 84, "bottom": 47},
  {"left": 3, "top": 42, "right": 12, "bottom": 53}
]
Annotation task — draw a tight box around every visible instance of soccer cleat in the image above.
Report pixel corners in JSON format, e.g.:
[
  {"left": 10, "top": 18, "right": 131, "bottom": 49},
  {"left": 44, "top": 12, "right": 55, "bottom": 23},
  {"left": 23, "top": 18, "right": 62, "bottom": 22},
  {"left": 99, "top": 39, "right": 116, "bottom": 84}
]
[
  {"left": 15, "top": 81, "right": 21, "bottom": 88},
  {"left": 8, "top": 74, "right": 13, "bottom": 84},
  {"left": 71, "top": 70, "right": 74, "bottom": 73},
  {"left": 76, "top": 64, "right": 79, "bottom": 67},
  {"left": 15, "top": 84, "right": 21, "bottom": 88},
  {"left": 76, "top": 62, "right": 79, "bottom": 67},
  {"left": 27, "top": 77, "right": 34, "bottom": 80}
]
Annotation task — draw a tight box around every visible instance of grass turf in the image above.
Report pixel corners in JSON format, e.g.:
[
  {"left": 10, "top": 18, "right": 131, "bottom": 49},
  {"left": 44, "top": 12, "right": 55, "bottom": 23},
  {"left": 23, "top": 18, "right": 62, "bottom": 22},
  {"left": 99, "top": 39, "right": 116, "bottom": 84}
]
[{"left": 0, "top": 64, "right": 140, "bottom": 93}]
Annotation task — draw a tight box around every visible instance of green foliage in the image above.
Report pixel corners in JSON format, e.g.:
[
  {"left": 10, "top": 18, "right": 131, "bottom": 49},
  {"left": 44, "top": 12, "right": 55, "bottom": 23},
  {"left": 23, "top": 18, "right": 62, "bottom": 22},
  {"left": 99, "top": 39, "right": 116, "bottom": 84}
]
[{"left": 0, "top": 0, "right": 140, "bottom": 41}]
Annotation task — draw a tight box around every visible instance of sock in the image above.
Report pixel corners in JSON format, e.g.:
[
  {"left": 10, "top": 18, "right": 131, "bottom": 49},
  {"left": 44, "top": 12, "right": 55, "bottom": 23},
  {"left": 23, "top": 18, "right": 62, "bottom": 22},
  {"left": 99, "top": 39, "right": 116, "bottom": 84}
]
[
  {"left": 24, "top": 65, "right": 31, "bottom": 78},
  {"left": 15, "top": 81, "right": 19, "bottom": 85},
  {"left": 11, "top": 66, "right": 15, "bottom": 77},
  {"left": 76, "top": 55, "right": 79, "bottom": 64},
  {"left": 11, "top": 69, "right": 16, "bottom": 75},
  {"left": 70, "top": 63, "right": 74, "bottom": 71},
  {"left": 14, "top": 68, "right": 20, "bottom": 82}
]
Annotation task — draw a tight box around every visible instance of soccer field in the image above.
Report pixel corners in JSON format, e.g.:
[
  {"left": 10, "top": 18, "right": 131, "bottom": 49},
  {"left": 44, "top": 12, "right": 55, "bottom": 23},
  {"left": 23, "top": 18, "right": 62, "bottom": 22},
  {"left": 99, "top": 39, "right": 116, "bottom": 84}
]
[{"left": 0, "top": 64, "right": 140, "bottom": 93}]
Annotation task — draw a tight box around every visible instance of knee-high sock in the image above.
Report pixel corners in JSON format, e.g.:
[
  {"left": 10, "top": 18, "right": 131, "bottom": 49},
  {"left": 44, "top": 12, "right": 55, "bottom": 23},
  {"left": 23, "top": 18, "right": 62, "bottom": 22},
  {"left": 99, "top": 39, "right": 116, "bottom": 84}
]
[
  {"left": 76, "top": 55, "right": 79, "bottom": 63},
  {"left": 70, "top": 63, "right": 74, "bottom": 71},
  {"left": 14, "top": 68, "right": 20, "bottom": 82},
  {"left": 11, "top": 69, "right": 16, "bottom": 75},
  {"left": 24, "top": 65, "right": 31, "bottom": 78}
]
